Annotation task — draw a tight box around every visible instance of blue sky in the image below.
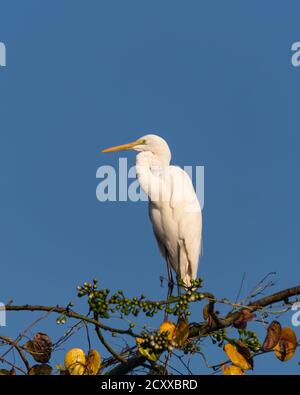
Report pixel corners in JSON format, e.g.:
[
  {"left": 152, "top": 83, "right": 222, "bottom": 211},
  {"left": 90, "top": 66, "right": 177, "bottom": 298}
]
[{"left": 0, "top": 0, "right": 300, "bottom": 374}]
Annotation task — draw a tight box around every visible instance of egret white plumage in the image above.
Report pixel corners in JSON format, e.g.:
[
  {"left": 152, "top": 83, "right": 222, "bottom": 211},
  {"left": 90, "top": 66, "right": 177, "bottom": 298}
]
[{"left": 102, "top": 135, "right": 202, "bottom": 293}]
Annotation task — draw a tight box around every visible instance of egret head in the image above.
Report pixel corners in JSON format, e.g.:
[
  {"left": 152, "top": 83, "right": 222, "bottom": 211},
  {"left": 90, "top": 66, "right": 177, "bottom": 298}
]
[{"left": 102, "top": 134, "right": 171, "bottom": 165}]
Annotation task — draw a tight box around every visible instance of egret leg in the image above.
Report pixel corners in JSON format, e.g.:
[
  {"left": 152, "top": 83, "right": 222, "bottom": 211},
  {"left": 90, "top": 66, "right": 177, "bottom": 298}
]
[
  {"left": 166, "top": 259, "right": 174, "bottom": 299},
  {"left": 176, "top": 274, "right": 181, "bottom": 297},
  {"left": 177, "top": 243, "right": 182, "bottom": 297},
  {"left": 177, "top": 243, "right": 188, "bottom": 320},
  {"left": 165, "top": 258, "right": 174, "bottom": 320}
]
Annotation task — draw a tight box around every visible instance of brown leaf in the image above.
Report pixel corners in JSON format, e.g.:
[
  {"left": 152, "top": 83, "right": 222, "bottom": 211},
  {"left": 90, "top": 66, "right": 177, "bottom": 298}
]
[
  {"left": 274, "top": 327, "right": 297, "bottom": 362},
  {"left": 262, "top": 320, "right": 282, "bottom": 351},
  {"left": 24, "top": 332, "right": 52, "bottom": 363},
  {"left": 235, "top": 341, "right": 253, "bottom": 369},
  {"left": 203, "top": 304, "right": 210, "bottom": 321},
  {"left": 0, "top": 368, "right": 16, "bottom": 375},
  {"left": 28, "top": 364, "right": 52, "bottom": 375},
  {"left": 202, "top": 304, "right": 214, "bottom": 325},
  {"left": 174, "top": 318, "right": 189, "bottom": 347},
  {"left": 233, "top": 309, "right": 256, "bottom": 329},
  {"left": 0, "top": 369, "right": 12, "bottom": 375},
  {"left": 59, "top": 369, "right": 70, "bottom": 375},
  {"left": 202, "top": 303, "right": 219, "bottom": 326}
]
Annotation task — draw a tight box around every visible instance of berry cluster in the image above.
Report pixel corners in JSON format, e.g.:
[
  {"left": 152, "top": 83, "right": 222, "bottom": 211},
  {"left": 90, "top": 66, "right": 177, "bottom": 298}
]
[
  {"left": 76, "top": 278, "right": 204, "bottom": 319},
  {"left": 211, "top": 328, "right": 227, "bottom": 346},
  {"left": 238, "top": 329, "right": 261, "bottom": 352},
  {"left": 139, "top": 330, "right": 177, "bottom": 353}
]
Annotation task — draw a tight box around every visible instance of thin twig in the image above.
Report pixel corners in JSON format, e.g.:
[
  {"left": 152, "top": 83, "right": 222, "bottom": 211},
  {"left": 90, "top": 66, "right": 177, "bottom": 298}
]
[
  {"left": 93, "top": 313, "right": 127, "bottom": 365},
  {"left": 0, "top": 335, "right": 30, "bottom": 372}
]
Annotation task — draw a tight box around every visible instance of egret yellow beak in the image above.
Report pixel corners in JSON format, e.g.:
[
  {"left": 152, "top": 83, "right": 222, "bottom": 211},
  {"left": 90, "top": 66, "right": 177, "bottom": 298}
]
[{"left": 101, "top": 139, "right": 144, "bottom": 153}]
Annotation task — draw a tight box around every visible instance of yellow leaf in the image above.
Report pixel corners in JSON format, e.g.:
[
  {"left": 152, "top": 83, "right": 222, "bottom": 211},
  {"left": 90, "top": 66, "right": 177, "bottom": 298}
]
[
  {"left": 221, "top": 363, "right": 245, "bottom": 375},
  {"left": 86, "top": 349, "right": 101, "bottom": 375},
  {"left": 174, "top": 318, "right": 189, "bottom": 347},
  {"left": 274, "top": 327, "right": 297, "bottom": 362},
  {"left": 223, "top": 343, "right": 252, "bottom": 371},
  {"left": 64, "top": 348, "right": 86, "bottom": 375},
  {"left": 159, "top": 320, "right": 176, "bottom": 340}
]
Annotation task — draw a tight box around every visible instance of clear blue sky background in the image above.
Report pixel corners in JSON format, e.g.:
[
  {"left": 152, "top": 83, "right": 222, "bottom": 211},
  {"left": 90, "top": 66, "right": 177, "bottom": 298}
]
[{"left": 0, "top": 0, "right": 300, "bottom": 374}]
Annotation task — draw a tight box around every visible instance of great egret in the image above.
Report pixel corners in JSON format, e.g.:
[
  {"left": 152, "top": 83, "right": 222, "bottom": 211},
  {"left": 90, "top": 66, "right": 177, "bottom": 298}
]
[{"left": 102, "top": 134, "right": 202, "bottom": 293}]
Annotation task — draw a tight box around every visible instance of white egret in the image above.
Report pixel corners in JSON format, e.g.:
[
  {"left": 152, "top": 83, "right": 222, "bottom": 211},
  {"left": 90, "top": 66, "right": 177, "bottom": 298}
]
[{"left": 102, "top": 135, "right": 202, "bottom": 293}]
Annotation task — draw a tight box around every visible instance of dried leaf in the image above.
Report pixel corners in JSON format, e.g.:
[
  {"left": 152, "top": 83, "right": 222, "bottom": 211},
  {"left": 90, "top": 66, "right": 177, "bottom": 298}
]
[
  {"left": 236, "top": 340, "right": 253, "bottom": 369},
  {"left": 203, "top": 304, "right": 210, "bottom": 321},
  {"left": 202, "top": 304, "right": 218, "bottom": 326},
  {"left": 64, "top": 348, "right": 86, "bottom": 375},
  {"left": 159, "top": 320, "right": 176, "bottom": 340},
  {"left": 86, "top": 349, "right": 101, "bottom": 375},
  {"left": 174, "top": 318, "right": 189, "bottom": 347},
  {"left": 222, "top": 363, "right": 245, "bottom": 375},
  {"left": 224, "top": 343, "right": 252, "bottom": 370},
  {"left": 24, "top": 332, "right": 52, "bottom": 363},
  {"left": 59, "top": 369, "right": 70, "bottom": 375},
  {"left": 274, "top": 327, "right": 297, "bottom": 362},
  {"left": 28, "top": 364, "right": 52, "bottom": 375},
  {"left": 0, "top": 369, "right": 12, "bottom": 375},
  {"left": 262, "top": 320, "right": 282, "bottom": 351},
  {"left": 233, "top": 309, "right": 256, "bottom": 329},
  {"left": 56, "top": 364, "right": 70, "bottom": 375}
]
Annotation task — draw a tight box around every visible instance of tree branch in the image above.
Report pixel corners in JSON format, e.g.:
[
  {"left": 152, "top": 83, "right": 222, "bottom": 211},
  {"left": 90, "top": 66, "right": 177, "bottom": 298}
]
[
  {"left": 107, "top": 284, "right": 300, "bottom": 374},
  {"left": 2, "top": 284, "right": 300, "bottom": 375},
  {"left": 93, "top": 313, "right": 127, "bottom": 365},
  {"left": 3, "top": 304, "right": 137, "bottom": 337},
  {"left": 0, "top": 335, "right": 30, "bottom": 372}
]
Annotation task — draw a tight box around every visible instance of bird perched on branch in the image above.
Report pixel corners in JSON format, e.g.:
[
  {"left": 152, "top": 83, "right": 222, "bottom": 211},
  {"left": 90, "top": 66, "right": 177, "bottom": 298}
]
[{"left": 102, "top": 134, "right": 202, "bottom": 295}]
